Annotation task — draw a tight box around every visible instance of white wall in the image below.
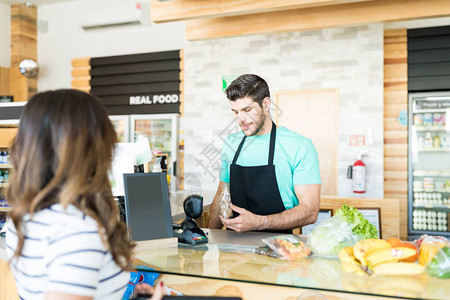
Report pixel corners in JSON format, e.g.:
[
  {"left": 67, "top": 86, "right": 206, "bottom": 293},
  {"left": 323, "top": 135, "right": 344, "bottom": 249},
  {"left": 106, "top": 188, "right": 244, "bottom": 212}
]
[
  {"left": 37, "top": 0, "right": 185, "bottom": 91},
  {"left": 0, "top": 2, "right": 10, "bottom": 67}
]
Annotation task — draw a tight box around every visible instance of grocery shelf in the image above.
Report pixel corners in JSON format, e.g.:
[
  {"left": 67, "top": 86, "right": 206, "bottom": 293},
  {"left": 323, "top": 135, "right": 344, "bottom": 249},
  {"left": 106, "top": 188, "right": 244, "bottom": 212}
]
[
  {"left": 418, "top": 148, "right": 450, "bottom": 152},
  {"left": 413, "top": 174, "right": 450, "bottom": 177},
  {"left": 0, "top": 207, "right": 12, "bottom": 212},
  {"left": 413, "top": 189, "right": 450, "bottom": 193},
  {"left": 0, "top": 183, "right": 9, "bottom": 188},
  {"left": 0, "top": 164, "right": 12, "bottom": 169},
  {"left": 413, "top": 169, "right": 450, "bottom": 177},
  {"left": 414, "top": 126, "right": 447, "bottom": 131},
  {"left": 413, "top": 205, "right": 450, "bottom": 212}
]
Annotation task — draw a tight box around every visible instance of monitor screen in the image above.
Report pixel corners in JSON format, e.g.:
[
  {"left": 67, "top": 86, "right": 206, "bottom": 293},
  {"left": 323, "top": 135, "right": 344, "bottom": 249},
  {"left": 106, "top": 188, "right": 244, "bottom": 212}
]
[{"left": 123, "top": 173, "right": 174, "bottom": 241}]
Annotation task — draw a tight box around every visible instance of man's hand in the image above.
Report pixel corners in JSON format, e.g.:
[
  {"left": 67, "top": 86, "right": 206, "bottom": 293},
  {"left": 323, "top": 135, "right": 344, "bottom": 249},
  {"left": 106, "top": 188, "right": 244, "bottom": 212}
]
[{"left": 220, "top": 204, "right": 266, "bottom": 233}]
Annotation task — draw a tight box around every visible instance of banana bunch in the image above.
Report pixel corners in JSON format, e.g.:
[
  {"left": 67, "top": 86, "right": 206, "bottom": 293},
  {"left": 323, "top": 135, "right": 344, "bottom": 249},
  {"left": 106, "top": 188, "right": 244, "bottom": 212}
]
[{"left": 339, "top": 239, "right": 425, "bottom": 276}]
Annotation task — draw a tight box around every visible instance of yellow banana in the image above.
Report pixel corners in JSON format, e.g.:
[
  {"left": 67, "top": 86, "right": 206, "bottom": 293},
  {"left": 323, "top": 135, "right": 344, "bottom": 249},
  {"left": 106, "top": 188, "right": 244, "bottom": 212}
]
[
  {"left": 366, "top": 247, "right": 417, "bottom": 268},
  {"left": 353, "top": 239, "right": 391, "bottom": 266},
  {"left": 339, "top": 247, "right": 358, "bottom": 264},
  {"left": 339, "top": 247, "right": 370, "bottom": 275},
  {"left": 372, "top": 262, "right": 425, "bottom": 276}
]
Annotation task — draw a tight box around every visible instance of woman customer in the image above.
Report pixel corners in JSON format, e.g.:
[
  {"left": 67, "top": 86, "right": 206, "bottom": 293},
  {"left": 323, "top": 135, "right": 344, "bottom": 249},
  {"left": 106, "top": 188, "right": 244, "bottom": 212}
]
[{"left": 5, "top": 89, "right": 163, "bottom": 300}]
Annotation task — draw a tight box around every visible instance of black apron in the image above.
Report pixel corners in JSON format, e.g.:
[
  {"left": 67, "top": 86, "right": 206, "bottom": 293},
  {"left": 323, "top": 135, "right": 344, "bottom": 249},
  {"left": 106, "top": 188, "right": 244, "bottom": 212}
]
[{"left": 229, "top": 121, "right": 291, "bottom": 234}]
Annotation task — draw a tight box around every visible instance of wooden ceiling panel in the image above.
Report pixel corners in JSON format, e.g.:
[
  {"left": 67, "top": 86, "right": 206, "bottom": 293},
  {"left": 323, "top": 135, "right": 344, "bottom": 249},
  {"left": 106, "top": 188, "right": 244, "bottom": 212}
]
[
  {"left": 150, "top": 0, "right": 372, "bottom": 23},
  {"left": 185, "top": 0, "right": 450, "bottom": 40}
]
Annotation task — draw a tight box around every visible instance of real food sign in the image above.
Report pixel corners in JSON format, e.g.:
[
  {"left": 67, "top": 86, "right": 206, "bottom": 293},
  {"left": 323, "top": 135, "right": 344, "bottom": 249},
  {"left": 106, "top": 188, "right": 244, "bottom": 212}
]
[
  {"left": 90, "top": 50, "right": 181, "bottom": 115},
  {"left": 129, "top": 94, "right": 179, "bottom": 105}
]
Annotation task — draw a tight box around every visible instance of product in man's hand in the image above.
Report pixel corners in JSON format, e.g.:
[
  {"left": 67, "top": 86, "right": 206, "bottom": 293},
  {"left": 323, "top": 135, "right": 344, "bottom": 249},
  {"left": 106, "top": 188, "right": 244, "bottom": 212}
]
[
  {"left": 218, "top": 183, "right": 233, "bottom": 219},
  {"left": 262, "top": 235, "right": 311, "bottom": 260}
]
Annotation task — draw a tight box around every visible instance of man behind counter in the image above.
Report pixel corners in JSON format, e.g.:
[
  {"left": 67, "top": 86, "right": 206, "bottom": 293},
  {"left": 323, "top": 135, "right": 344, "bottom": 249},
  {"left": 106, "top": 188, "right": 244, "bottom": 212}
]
[{"left": 208, "top": 74, "right": 321, "bottom": 233}]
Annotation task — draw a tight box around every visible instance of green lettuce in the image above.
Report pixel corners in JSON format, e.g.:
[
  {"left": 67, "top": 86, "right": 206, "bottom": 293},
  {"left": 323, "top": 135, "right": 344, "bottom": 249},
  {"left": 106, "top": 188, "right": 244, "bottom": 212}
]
[{"left": 334, "top": 205, "right": 378, "bottom": 240}]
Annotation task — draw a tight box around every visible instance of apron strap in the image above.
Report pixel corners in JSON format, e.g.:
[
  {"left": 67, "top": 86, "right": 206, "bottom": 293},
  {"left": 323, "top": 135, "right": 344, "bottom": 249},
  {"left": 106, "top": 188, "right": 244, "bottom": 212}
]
[
  {"left": 232, "top": 121, "right": 277, "bottom": 165},
  {"left": 232, "top": 135, "right": 247, "bottom": 165},
  {"left": 268, "top": 121, "right": 277, "bottom": 166}
]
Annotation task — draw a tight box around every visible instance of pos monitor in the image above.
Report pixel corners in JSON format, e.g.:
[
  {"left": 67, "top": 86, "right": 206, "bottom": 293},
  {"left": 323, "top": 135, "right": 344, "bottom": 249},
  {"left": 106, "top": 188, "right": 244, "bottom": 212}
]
[{"left": 123, "top": 173, "right": 174, "bottom": 241}]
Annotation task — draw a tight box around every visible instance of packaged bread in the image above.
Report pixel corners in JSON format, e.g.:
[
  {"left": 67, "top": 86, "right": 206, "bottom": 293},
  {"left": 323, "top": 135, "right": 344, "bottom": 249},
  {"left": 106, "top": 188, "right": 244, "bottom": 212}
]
[{"left": 218, "top": 183, "right": 233, "bottom": 219}]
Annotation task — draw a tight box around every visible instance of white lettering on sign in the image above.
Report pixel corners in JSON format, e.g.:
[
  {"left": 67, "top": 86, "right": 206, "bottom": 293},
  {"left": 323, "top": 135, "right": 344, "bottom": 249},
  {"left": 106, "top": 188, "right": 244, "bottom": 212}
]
[{"left": 129, "top": 94, "right": 179, "bottom": 105}]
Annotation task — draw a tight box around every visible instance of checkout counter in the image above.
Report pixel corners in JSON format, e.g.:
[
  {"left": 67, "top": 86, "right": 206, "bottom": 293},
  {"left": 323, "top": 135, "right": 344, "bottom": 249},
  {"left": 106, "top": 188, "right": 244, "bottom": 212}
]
[
  {"left": 1, "top": 193, "right": 449, "bottom": 299},
  {"left": 133, "top": 229, "right": 450, "bottom": 300}
]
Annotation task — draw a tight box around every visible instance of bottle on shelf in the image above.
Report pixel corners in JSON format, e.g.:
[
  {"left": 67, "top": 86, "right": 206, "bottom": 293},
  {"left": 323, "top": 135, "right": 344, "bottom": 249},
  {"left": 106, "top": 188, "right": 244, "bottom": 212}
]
[
  {"left": 423, "top": 113, "right": 433, "bottom": 127},
  {"left": 0, "top": 151, "right": 6, "bottom": 163},
  {"left": 0, "top": 170, "right": 3, "bottom": 183},
  {"left": 3, "top": 170, "right": 8, "bottom": 183},
  {"left": 425, "top": 132, "right": 433, "bottom": 148},
  {"left": 413, "top": 113, "right": 423, "bottom": 126},
  {"left": 418, "top": 135, "right": 425, "bottom": 148},
  {"left": 434, "top": 135, "right": 441, "bottom": 148},
  {"left": 433, "top": 113, "right": 443, "bottom": 127}
]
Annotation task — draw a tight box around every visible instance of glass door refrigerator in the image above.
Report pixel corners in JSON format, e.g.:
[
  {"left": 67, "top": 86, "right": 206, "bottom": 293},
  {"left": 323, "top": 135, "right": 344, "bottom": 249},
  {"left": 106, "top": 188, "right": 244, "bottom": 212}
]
[
  {"left": 109, "top": 114, "right": 179, "bottom": 191},
  {"left": 131, "top": 114, "right": 179, "bottom": 190},
  {"left": 408, "top": 92, "right": 450, "bottom": 239},
  {"left": 109, "top": 115, "right": 130, "bottom": 143}
]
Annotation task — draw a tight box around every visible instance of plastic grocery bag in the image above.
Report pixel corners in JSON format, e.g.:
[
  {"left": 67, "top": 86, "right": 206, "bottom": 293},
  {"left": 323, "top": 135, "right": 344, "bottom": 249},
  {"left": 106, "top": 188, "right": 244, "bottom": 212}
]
[
  {"left": 415, "top": 234, "right": 450, "bottom": 279},
  {"left": 262, "top": 235, "right": 311, "bottom": 260},
  {"left": 306, "top": 216, "right": 358, "bottom": 255},
  {"left": 426, "top": 245, "right": 450, "bottom": 279},
  {"left": 415, "top": 234, "right": 448, "bottom": 266}
]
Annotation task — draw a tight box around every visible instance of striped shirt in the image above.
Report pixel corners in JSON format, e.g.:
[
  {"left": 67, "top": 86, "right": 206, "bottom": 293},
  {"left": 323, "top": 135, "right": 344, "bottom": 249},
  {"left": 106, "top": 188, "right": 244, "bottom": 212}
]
[{"left": 6, "top": 204, "right": 129, "bottom": 299}]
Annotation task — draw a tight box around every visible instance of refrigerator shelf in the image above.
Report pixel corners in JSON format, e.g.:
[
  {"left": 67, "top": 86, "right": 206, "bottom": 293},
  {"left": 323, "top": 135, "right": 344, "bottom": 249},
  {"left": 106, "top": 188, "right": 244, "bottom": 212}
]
[
  {"left": 414, "top": 126, "right": 447, "bottom": 132},
  {"left": 413, "top": 205, "right": 450, "bottom": 212},
  {"left": 0, "top": 164, "right": 12, "bottom": 169},
  {"left": 413, "top": 189, "right": 450, "bottom": 193},
  {"left": 413, "top": 171, "right": 450, "bottom": 177},
  {"left": 418, "top": 148, "right": 450, "bottom": 152}
]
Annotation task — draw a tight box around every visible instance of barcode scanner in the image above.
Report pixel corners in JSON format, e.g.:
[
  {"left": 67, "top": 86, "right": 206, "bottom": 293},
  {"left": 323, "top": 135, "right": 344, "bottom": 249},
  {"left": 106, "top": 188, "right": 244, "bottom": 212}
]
[{"left": 173, "top": 194, "right": 208, "bottom": 246}]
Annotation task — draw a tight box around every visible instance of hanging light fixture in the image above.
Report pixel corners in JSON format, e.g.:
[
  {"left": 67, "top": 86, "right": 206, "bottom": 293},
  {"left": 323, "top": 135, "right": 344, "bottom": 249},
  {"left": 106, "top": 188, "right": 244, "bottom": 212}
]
[{"left": 19, "top": 59, "right": 39, "bottom": 77}]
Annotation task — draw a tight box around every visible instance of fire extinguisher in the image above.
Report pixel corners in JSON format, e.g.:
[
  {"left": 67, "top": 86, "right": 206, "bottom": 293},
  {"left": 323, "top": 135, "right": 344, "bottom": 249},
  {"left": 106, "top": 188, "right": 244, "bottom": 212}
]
[{"left": 347, "top": 150, "right": 369, "bottom": 193}]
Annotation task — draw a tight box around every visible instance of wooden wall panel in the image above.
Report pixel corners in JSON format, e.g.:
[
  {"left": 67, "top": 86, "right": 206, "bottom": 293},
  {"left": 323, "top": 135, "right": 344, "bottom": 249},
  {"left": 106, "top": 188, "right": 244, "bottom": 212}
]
[
  {"left": 0, "top": 68, "right": 9, "bottom": 96},
  {"left": 9, "top": 3, "right": 37, "bottom": 102},
  {"left": 70, "top": 57, "right": 91, "bottom": 93},
  {"left": 0, "top": 259, "right": 19, "bottom": 300},
  {"left": 384, "top": 29, "right": 408, "bottom": 240},
  {"left": 0, "top": 128, "right": 18, "bottom": 148}
]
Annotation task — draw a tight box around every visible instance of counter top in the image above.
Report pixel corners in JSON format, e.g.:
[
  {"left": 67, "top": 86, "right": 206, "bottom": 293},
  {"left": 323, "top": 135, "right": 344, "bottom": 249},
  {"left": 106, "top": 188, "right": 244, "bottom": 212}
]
[{"left": 133, "top": 229, "right": 450, "bottom": 299}]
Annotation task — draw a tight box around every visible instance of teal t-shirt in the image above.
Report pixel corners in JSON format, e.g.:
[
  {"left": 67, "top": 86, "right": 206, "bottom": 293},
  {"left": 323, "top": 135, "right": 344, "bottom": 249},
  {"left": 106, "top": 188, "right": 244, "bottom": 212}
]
[{"left": 220, "top": 126, "right": 321, "bottom": 210}]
